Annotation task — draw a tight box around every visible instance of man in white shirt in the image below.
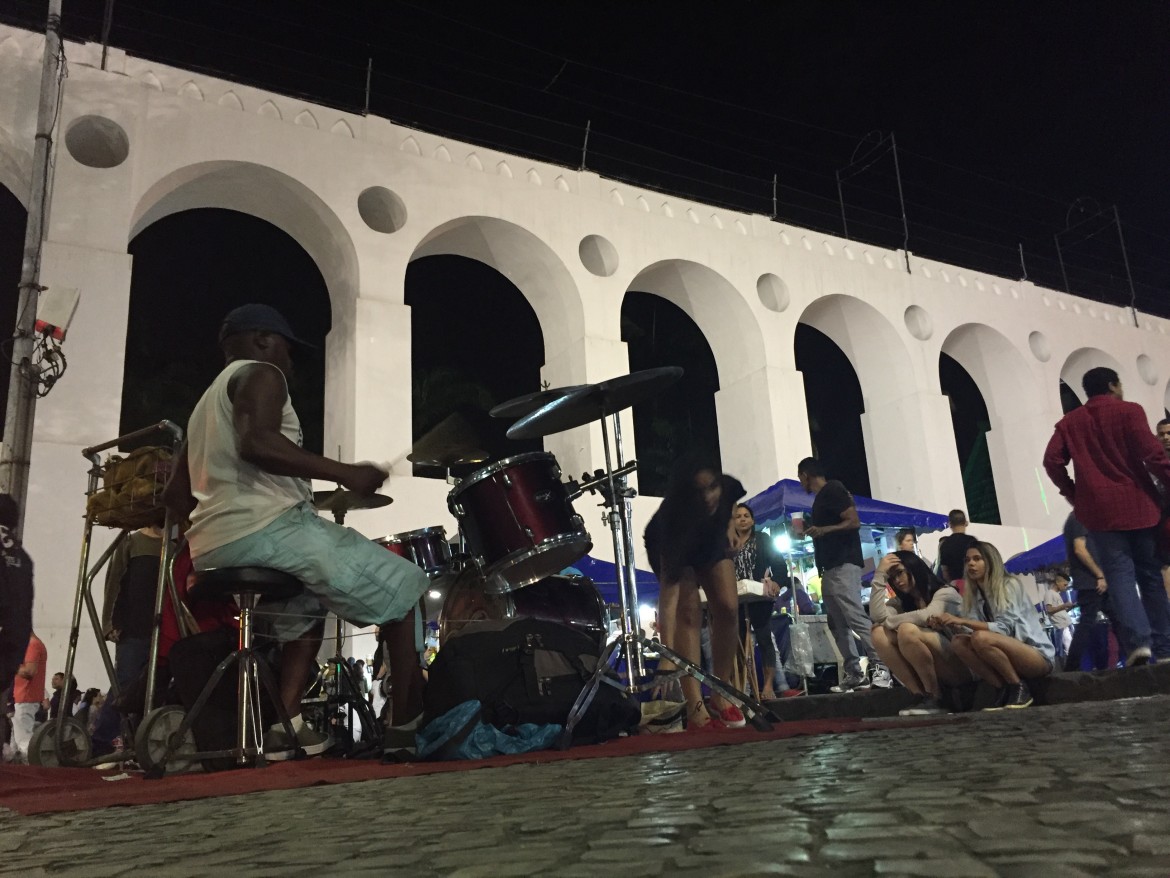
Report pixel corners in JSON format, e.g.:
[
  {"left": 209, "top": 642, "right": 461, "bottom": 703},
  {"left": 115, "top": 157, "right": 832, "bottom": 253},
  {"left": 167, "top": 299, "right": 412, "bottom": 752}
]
[
  {"left": 1044, "top": 572, "right": 1076, "bottom": 661},
  {"left": 165, "top": 305, "right": 428, "bottom": 758}
]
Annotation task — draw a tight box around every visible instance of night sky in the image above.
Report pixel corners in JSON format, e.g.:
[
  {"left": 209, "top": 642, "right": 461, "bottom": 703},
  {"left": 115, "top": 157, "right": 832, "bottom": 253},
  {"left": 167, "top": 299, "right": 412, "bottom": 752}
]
[{"left": 1, "top": 1, "right": 1167, "bottom": 512}]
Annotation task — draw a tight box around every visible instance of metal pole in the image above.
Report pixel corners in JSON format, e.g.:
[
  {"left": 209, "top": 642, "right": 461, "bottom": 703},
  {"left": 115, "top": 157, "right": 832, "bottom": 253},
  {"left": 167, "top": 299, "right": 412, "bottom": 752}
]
[
  {"left": 835, "top": 169, "right": 849, "bottom": 239},
  {"left": 771, "top": 173, "right": 778, "bottom": 220},
  {"left": 1113, "top": 205, "right": 1140, "bottom": 328},
  {"left": 0, "top": 0, "right": 64, "bottom": 537},
  {"left": 363, "top": 57, "right": 372, "bottom": 116},
  {"left": 1018, "top": 243, "right": 1029, "bottom": 281},
  {"left": 1054, "top": 233, "right": 1071, "bottom": 294},
  {"left": 100, "top": 0, "right": 115, "bottom": 71},
  {"left": 579, "top": 119, "right": 591, "bottom": 171},
  {"left": 889, "top": 133, "right": 911, "bottom": 273}
]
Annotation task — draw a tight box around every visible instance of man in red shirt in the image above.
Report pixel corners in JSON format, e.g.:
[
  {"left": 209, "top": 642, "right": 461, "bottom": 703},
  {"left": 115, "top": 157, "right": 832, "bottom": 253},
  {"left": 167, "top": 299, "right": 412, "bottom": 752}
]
[
  {"left": 1043, "top": 366, "right": 1170, "bottom": 666},
  {"left": 11, "top": 631, "right": 47, "bottom": 763}
]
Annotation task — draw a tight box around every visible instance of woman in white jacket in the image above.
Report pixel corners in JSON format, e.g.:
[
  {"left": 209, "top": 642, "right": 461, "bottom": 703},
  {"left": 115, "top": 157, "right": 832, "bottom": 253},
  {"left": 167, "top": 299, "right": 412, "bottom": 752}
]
[{"left": 869, "top": 551, "right": 966, "bottom": 715}]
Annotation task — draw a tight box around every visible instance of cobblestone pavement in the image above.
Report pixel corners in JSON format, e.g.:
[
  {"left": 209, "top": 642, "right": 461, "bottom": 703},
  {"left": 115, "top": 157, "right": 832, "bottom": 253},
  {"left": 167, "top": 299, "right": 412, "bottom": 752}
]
[{"left": 3, "top": 695, "right": 1170, "bottom": 877}]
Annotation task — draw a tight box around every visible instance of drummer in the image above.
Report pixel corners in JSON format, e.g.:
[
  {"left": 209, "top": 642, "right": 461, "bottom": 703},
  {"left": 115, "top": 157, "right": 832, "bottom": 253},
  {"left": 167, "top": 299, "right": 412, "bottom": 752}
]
[
  {"left": 644, "top": 455, "right": 747, "bottom": 729},
  {"left": 163, "top": 304, "right": 429, "bottom": 759}
]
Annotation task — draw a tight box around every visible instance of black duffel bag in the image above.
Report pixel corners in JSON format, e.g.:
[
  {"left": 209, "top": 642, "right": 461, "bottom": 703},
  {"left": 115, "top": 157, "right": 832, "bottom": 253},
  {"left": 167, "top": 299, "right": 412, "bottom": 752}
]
[{"left": 423, "top": 617, "right": 640, "bottom": 745}]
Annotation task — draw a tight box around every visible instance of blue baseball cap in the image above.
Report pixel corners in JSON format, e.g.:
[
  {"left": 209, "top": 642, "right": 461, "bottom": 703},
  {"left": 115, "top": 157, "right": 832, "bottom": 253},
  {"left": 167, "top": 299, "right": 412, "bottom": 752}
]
[{"left": 219, "top": 304, "right": 315, "bottom": 349}]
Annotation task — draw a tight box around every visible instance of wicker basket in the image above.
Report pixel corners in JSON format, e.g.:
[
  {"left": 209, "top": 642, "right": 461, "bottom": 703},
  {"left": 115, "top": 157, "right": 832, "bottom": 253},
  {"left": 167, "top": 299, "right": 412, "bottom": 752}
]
[{"left": 86, "top": 445, "right": 174, "bottom": 530}]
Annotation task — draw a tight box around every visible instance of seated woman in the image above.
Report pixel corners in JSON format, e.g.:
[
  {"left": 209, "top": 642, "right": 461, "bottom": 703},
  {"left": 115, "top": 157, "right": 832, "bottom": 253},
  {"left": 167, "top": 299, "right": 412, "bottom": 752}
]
[
  {"left": 645, "top": 456, "right": 747, "bottom": 729},
  {"left": 869, "top": 551, "right": 965, "bottom": 715},
  {"left": 728, "top": 503, "right": 786, "bottom": 700},
  {"left": 930, "top": 541, "right": 1055, "bottom": 710}
]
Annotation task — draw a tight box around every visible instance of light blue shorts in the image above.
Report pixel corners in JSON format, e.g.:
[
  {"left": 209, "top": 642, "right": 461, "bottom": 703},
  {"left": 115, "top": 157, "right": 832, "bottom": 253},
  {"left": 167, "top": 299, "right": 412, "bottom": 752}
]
[{"left": 193, "top": 502, "right": 429, "bottom": 643}]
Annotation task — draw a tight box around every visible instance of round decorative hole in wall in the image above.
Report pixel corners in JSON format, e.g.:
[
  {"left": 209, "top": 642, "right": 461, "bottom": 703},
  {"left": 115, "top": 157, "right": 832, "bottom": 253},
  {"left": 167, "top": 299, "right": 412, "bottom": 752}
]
[
  {"left": 357, "top": 186, "right": 407, "bottom": 234},
  {"left": 64, "top": 115, "right": 129, "bottom": 168},
  {"left": 903, "top": 305, "right": 933, "bottom": 341},
  {"left": 578, "top": 234, "right": 619, "bottom": 277},
  {"left": 1028, "top": 330, "right": 1051, "bottom": 363},
  {"left": 1137, "top": 354, "right": 1158, "bottom": 386},
  {"left": 756, "top": 273, "right": 790, "bottom": 313}
]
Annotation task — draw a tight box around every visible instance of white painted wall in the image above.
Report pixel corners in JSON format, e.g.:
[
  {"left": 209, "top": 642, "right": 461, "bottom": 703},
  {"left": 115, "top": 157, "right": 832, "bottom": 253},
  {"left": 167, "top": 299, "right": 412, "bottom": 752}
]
[{"left": 2, "top": 25, "right": 1168, "bottom": 679}]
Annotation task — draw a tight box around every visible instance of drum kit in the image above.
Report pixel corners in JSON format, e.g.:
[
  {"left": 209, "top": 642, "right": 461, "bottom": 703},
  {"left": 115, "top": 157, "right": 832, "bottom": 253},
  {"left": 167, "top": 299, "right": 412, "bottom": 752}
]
[{"left": 321, "top": 364, "right": 773, "bottom": 740}]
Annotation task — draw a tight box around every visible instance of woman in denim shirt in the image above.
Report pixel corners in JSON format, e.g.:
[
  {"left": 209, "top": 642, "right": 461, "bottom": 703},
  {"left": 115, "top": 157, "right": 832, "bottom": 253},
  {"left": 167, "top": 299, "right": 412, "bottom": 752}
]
[{"left": 930, "top": 541, "right": 1055, "bottom": 710}]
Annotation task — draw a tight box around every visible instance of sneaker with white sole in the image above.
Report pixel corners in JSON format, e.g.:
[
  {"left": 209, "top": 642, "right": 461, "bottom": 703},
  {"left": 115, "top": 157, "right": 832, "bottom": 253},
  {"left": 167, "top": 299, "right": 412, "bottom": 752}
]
[
  {"left": 870, "top": 664, "right": 894, "bottom": 689},
  {"left": 1001, "top": 681, "right": 1034, "bottom": 709},
  {"left": 1127, "top": 646, "right": 1152, "bottom": 668},
  {"left": 264, "top": 723, "right": 332, "bottom": 761},
  {"left": 830, "top": 672, "right": 870, "bottom": 693}
]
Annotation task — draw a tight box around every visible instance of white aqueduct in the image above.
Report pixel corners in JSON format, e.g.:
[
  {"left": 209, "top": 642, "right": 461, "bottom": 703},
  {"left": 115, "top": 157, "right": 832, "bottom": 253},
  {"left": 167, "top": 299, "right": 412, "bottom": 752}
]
[{"left": 2, "top": 25, "right": 1169, "bottom": 667}]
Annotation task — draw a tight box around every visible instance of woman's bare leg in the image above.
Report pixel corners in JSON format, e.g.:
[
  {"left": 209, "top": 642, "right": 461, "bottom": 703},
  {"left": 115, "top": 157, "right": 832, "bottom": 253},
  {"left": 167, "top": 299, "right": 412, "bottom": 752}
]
[
  {"left": 894, "top": 623, "right": 942, "bottom": 696},
  {"left": 872, "top": 625, "right": 924, "bottom": 695},
  {"left": 969, "top": 629, "right": 1053, "bottom": 684},
  {"left": 673, "top": 574, "right": 710, "bottom": 724},
  {"left": 951, "top": 633, "right": 1006, "bottom": 687},
  {"left": 698, "top": 559, "right": 740, "bottom": 712}
]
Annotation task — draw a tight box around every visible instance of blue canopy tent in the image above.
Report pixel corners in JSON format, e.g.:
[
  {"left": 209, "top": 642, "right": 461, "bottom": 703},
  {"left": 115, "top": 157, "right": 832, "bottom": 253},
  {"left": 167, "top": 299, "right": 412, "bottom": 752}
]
[
  {"left": 1005, "top": 535, "right": 1064, "bottom": 574},
  {"left": 565, "top": 555, "right": 659, "bottom": 604},
  {"left": 744, "top": 479, "right": 948, "bottom": 532}
]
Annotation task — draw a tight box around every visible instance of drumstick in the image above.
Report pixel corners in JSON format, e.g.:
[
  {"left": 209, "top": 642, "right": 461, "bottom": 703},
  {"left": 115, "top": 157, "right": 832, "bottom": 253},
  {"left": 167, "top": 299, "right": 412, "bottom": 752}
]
[{"left": 376, "top": 451, "right": 410, "bottom": 474}]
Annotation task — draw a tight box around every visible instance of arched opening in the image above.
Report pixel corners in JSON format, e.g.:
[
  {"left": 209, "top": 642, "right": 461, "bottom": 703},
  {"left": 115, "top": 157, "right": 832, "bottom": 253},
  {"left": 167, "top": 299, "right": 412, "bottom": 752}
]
[
  {"left": 0, "top": 184, "right": 26, "bottom": 436},
  {"left": 1060, "top": 347, "right": 1126, "bottom": 409},
  {"left": 121, "top": 209, "right": 331, "bottom": 452},
  {"left": 405, "top": 255, "right": 544, "bottom": 475},
  {"left": 1060, "top": 380, "right": 1082, "bottom": 413},
  {"left": 939, "top": 354, "right": 1000, "bottom": 524},
  {"left": 794, "top": 323, "right": 868, "bottom": 496},
  {"left": 621, "top": 291, "right": 720, "bottom": 496}
]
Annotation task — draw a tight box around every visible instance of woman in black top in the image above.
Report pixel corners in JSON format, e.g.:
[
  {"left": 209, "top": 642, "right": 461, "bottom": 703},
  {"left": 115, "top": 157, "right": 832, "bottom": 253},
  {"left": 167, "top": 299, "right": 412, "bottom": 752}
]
[{"left": 644, "top": 455, "right": 747, "bottom": 728}]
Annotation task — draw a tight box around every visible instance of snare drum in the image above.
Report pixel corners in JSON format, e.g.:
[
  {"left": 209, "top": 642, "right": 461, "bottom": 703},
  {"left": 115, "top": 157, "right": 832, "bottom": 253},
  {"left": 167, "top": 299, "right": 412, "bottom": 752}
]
[
  {"left": 447, "top": 452, "right": 591, "bottom": 592},
  {"left": 376, "top": 526, "right": 452, "bottom": 577},
  {"left": 438, "top": 567, "right": 608, "bottom": 649}
]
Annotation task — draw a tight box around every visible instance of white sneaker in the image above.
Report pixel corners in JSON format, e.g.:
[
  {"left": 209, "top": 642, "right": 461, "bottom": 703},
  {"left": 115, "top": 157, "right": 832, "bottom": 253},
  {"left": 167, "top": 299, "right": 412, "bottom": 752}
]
[
  {"left": 1127, "top": 646, "right": 1152, "bottom": 667},
  {"left": 265, "top": 723, "right": 332, "bottom": 760},
  {"left": 870, "top": 665, "right": 894, "bottom": 689}
]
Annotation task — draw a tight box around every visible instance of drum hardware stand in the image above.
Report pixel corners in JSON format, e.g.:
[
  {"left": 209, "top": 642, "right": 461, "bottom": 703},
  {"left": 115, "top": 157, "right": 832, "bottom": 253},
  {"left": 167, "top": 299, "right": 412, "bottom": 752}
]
[{"left": 560, "top": 413, "right": 776, "bottom": 745}]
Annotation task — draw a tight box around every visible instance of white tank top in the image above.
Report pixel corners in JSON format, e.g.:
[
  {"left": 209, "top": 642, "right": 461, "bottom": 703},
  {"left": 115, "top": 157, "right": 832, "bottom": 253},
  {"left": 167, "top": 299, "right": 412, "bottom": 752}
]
[{"left": 185, "top": 359, "right": 313, "bottom": 557}]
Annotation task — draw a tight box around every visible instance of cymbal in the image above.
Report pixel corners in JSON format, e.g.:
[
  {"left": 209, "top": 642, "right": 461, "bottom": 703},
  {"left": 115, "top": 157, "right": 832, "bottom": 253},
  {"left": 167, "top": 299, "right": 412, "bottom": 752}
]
[
  {"left": 489, "top": 385, "right": 586, "bottom": 420},
  {"left": 506, "top": 367, "right": 684, "bottom": 440},
  {"left": 407, "top": 447, "right": 490, "bottom": 468},
  {"left": 312, "top": 489, "right": 393, "bottom": 514}
]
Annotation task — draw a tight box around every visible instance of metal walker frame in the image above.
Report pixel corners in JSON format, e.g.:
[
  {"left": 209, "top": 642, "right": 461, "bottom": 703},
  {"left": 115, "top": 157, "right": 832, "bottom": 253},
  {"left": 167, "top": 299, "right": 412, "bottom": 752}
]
[{"left": 35, "top": 421, "right": 188, "bottom": 767}]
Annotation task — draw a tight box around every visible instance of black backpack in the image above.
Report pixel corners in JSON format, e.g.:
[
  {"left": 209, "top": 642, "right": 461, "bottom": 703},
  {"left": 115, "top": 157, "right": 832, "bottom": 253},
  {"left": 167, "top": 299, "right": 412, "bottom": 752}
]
[{"left": 423, "top": 617, "right": 640, "bottom": 745}]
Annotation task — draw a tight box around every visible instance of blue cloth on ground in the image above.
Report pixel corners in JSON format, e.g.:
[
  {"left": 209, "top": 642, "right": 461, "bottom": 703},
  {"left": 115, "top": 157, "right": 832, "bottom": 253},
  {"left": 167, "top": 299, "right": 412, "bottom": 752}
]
[{"left": 416, "top": 699, "right": 563, "bottom": 761}]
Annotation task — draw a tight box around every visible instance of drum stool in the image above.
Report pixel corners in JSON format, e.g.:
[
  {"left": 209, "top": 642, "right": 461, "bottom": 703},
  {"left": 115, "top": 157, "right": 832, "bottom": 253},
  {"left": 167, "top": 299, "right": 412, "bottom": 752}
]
[{"left": 155, "top": 567, "right": 304, "bottom": 774}]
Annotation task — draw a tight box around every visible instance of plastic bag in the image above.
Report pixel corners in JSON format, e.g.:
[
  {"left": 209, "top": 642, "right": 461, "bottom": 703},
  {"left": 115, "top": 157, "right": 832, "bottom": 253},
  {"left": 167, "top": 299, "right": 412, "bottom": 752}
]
[
  {"left": 416, "top": 699, "right": 563, "bottom": 761},
  {"left": 787, "top": 618, "right": 815, "bottom": 678}
]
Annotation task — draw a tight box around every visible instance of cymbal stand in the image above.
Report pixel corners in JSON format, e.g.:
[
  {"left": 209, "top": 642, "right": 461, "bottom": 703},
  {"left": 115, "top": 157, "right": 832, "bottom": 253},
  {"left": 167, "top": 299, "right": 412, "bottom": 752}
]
[{"left": 561, "top": 414, "right": 775, "bottom": 744}]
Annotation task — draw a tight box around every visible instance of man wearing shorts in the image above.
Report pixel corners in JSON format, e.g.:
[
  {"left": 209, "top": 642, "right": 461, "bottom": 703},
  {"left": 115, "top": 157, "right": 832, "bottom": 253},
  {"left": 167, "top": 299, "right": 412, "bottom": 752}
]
[{"left": 164, "top": 304, "right": 428, "bottom": 757}]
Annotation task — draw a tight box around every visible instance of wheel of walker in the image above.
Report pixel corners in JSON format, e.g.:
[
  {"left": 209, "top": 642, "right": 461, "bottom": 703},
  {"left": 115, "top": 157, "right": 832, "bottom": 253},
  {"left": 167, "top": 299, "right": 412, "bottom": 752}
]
[
  {"left": 135, "top": 705, "right": 200, "bottom": 774},
  {"left": 27, "top": 716, "right": 92, "bottom": 767}
]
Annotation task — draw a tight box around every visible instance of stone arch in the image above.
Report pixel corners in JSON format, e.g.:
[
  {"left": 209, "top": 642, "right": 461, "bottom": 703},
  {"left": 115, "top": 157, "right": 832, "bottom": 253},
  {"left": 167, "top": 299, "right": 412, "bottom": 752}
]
[
  {"left": 128, "top": 161, "right": 359, "bottom": 454},
  {"left": 409, "top": 216, "right": 583, "bottom": 360},
  {"left": 129, "top": 161, "right": 359, "bottom": 321},
  {"left": 1060, "top": 347, "right": 1126, "bottom": 404},
  {"left": 0, "top": 124, "right": 32, "bottom": 207},
  {"left": 626, "top": 260, "right": 765, "bottom": 386},
  {"left": 797, "top": 295, "right": 957, "bottom": 509},
  {"left": 940, "top": 324, "right": 1040, "bottom": 524},
  {"left": 797, "top": 294, "right": 914, "bottom": 409}
]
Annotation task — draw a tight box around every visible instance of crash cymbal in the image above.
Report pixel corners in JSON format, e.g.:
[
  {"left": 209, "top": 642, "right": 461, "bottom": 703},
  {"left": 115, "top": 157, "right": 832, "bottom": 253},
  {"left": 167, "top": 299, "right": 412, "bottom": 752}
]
[
  {"left": 312, "top": 489, "right": 393, "bottom": 514},
  {"left": 407, "top": 447, "right": 490, "bottom": 468},
  {"left": 506, "top": 367, "right": 684, "bottom": 440},
  {"left": 489, "top": 385, "right": 586, "bottom": 420}
]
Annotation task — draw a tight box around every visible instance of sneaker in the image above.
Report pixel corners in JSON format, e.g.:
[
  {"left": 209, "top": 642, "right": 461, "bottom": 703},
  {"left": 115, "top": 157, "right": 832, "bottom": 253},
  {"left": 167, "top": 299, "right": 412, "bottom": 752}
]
[
  {"left": 641, "top": 701, "right": 686, "bottom": 734},
  {"left": 1002, "top": 681, "right": 1034, "bottom": 709},
  {"left": 898, "top": 695, "right": 948, "bottom": 716},
  {"left": 870, "top": 665, "right": 894, "bottom": 689},
  {"left": 830, "top": 672, "right": 870, "bottom": 693},
  {"left": 982, "top": 686, "right": 1010, "bottom": 711},
  {"left": 1126, "top": 646, "right": 1152, "bottom": 668},
  {"left": 706, "top": 701, "right": 747, "bottom": 729},
  {"left": 265, "top": 723, "right": 332, "bottom": 761}
]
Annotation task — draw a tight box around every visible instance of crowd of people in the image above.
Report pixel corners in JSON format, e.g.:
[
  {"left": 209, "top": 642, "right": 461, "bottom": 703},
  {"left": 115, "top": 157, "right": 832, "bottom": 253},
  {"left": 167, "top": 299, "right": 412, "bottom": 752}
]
[
  {"left": 3, "top": 307, "right": 1170, "bottom": 758},
  {"left": 645, "top": 365, "right": 1170, "bottom": 726}
]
